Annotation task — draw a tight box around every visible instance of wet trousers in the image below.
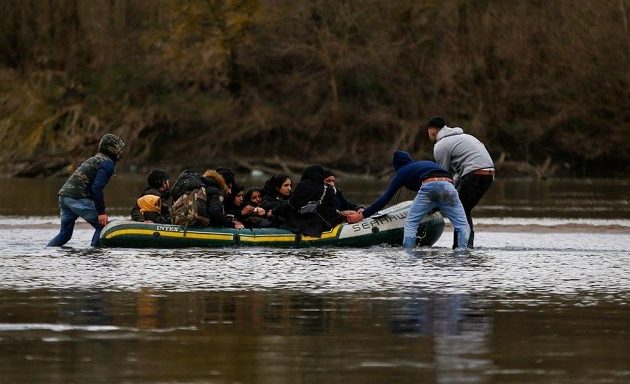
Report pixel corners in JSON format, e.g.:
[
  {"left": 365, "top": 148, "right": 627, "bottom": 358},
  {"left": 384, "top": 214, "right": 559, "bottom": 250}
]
[
  {"left": 455, "top": 173, "right": 494, "bottom": 247},
  {"left": 403, "top": 181, "right": 470, "bottom": 249},
  {"left": 48, "top": 196, "right": 103, "bottom": 247}
]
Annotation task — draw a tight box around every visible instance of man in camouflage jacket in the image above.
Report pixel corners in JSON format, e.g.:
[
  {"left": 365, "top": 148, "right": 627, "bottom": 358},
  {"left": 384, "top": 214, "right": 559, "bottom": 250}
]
[{"left": 48, "top": 134, "right": 125, "bottom": 247}]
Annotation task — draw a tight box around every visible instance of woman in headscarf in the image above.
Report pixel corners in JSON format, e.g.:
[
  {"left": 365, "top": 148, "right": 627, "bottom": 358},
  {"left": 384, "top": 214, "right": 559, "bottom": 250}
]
[
  {"left": 274, "top": 165, "right": 343, "bottom": 237},
  {"left": 260, "top": 174, "right": 292, "bottom": 212},
  {"left": 224, "top": 183, "right": 245, "bottom": 220},
  {"left": 240, "top": 187, "right": 272, "bottom": 228}
]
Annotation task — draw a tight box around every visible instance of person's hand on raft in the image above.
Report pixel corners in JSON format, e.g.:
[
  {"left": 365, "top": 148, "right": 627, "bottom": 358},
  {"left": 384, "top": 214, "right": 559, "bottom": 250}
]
[{"left": 346, "top": 212, "right": 363, "bottom": 224}]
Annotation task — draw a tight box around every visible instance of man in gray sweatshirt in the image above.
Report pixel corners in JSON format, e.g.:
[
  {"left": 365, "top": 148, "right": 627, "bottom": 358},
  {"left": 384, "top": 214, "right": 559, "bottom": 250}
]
[{"left": 426, "top": 116, "right": 494, "bottom": 248}]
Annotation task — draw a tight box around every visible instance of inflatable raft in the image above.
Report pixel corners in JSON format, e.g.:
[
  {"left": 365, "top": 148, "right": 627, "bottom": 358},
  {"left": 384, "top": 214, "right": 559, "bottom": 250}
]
[{"left": 100, "top": 201, "right": 444, "bottom": 248}]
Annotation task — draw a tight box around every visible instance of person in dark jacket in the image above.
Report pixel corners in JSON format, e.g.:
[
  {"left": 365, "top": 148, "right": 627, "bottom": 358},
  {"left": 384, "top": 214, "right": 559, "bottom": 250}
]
[
  {"left": 130, "top": 169, "right": 171, "bottom": 223},
  {"left": 274, "top": 165, "right": 343, "bottom": 237},
  {"left": 321, "top": 169, "right": 364, "bottom": 220},
  {"left": 240, "top": 187, "right": 272, "bottom": 228},
  {"left": 260, "top": 174, "right": 292, "bottom": 226},
  {"left": 260, "top": 174, "right": 292, "bottom": 212},
  {"left": 48, "top": 133, "right": 125, "bottom": 247},
  {"left": 201, "top": 169, "right": 244, "bottom": 229},
  {"left": 224, "top": 183, "right": 245, "bottom": 220},
  {"left": 215, "top": 167, "right": 236, "bottom": 191},
  {"left": 244, "top": 187, "right": 264, "bottom": 207},
  {"left": 348, "top": 151, "right": 470, "bottom": 249}
]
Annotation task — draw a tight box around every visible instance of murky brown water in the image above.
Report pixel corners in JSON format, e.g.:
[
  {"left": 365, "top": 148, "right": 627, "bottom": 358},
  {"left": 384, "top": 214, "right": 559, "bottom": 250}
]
[
  {"left": 1, "top": 176, "right": 629, "bottom": 383},
  {"left": 1, "top": 175, "right": 630, "bottom": 219}
]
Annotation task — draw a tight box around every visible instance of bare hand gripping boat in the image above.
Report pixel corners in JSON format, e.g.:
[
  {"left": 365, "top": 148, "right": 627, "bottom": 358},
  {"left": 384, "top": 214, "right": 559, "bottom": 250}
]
[{"left": 99, "top": 201, "right": 444, "bottom": 248}]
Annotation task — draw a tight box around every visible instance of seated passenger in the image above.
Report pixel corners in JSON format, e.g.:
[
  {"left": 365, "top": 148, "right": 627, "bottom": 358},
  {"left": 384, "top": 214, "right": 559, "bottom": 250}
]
[
  {"left": 322, "top": 169, "right": 364, "bottom": 220},
  {"left": 240, "top": 187, "right": 272, "bottom": 228},
  {"left": 273, "top": 165, "right": 343, "bottom": 237},
  {"left": 215, "top": 167, "right": 237, "bottom": 191},
  {"left": 201, "top": 169, "right": 244, "bottom": 229},
  {"left": 130, "top": 169, "right": 171, "bottom": 223},
  {"left": 260, "top": 174, "right": 292, "bottom": 212},
  {"left": 224, "top": 183, "right": 245, "bottom": 220},
  {"left": 243, "top": 187, "right": 264, "bottom": 209},
  {"left": 260, "top": 174, "right": 292, "bottom": 226}
]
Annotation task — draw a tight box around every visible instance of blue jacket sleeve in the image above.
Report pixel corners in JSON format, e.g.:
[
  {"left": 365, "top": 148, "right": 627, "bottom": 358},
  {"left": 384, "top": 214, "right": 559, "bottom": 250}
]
[
  {"left": 91, "top": 160, "right": 115, "bottom": 214},
  {"left": 362, "top": 173, "right": 404, "bottom": 218}
]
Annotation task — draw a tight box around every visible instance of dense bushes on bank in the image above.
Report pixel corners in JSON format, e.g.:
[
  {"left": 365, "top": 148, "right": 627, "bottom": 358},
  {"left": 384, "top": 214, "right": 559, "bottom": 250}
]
[{"left": 1, "top": 0, "right": 628, "bottom": 177}]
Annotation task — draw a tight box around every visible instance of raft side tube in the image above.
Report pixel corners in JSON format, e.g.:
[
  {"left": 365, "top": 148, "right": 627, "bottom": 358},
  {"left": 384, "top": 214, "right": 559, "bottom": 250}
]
[{"left": 100, "top": 201, "right": 444, "bottom": 248}]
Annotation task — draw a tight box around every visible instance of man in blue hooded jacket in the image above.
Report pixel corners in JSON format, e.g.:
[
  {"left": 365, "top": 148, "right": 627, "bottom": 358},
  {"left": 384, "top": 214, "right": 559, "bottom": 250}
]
[
  {"left": 349, "top": 151, "right": 470, "bottom": 249},
  {"left": 48, "top": 133, "right": 125, "bottom": 247}
]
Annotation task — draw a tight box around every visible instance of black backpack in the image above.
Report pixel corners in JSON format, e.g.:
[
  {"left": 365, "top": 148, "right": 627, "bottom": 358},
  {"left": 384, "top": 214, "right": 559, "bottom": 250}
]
[{"left": 170, "top": 170, "right": 205, "bottom": 202}]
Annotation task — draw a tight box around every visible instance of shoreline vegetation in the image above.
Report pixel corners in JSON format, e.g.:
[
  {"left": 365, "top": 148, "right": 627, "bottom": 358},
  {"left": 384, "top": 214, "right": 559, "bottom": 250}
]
[
  {"left": 1, "top": 1, "right": 628, "bottom": 179},
  {"left": 0, "top": 153, "right": 600, "bottom": 181}
]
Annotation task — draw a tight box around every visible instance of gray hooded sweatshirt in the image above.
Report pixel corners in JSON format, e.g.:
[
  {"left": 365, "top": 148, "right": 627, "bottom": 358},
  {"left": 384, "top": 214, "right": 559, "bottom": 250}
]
[{"left": 433, "top": 126, "right": 494, "bottom": 183}]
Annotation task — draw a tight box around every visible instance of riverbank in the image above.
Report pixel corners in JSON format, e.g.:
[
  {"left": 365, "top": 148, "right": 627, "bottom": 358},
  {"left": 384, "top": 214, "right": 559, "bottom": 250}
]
[
  {"left": 2, "top": 156, "right": 579, "bottom": 180},
  {"left": 474, "top": 223, "right": 630, "bottom": 234}
]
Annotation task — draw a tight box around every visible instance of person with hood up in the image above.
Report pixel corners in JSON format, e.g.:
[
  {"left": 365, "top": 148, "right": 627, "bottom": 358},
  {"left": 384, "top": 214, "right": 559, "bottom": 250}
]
[
  {"left": 260, "top": 174, "right": 292, "bottom": 212},
  {"left": 48, "top": 133, "right": 125, "bottom": 247},
  {"left": 273, "top": 165, "right": 343, "bottom": 237},
  {"left": 347, "top": 151, "right": 470, "bottom": 249},
  {"left": 426, "top": 116, "right": 494, "bottom": 248},
  {"left": 259, "top": 174, "right": 292, "bottom": 226},
  {"left": 130, "top": 169, "right": 171, "bottom": 223},
  {"left": 240, "top": 187, "right": 272, "bottom": 228},
  {"left": 201, "top": 169, "right": 244, "bottom": 229},
  {"left": 224, "top": 183, "right": 245, "bottom": 220}
]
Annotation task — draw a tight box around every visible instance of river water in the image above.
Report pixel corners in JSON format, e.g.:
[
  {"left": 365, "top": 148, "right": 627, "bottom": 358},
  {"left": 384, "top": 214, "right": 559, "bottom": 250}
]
[{"left": 1, "top": 176, "right": 629, "bottom": 383}]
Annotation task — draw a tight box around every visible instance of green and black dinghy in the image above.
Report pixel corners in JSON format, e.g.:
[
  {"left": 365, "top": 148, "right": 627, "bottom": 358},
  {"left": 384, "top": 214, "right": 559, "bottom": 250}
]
[{"left": 100, "top": 201, "right": 444, "bottom": 248}]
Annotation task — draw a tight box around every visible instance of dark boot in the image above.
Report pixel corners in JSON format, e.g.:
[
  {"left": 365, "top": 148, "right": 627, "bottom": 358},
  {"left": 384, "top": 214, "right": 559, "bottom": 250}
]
[{"left": 467, "top": 229, "right": 475, "bottom": 248}]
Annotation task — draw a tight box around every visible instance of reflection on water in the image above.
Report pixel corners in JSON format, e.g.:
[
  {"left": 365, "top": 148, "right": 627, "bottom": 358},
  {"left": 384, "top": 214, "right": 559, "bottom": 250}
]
[
  {"left": 0, "top": 226, "right": 628, "bottom": 382},
  {"left": 1, "top": 176, "right": 630, "bottom": 382},
  {"left": 1, "top": 288, "right": 629, "bottom": 383},
  {"left": 0, "top": 289, "right": 489, "bottom": 383}
]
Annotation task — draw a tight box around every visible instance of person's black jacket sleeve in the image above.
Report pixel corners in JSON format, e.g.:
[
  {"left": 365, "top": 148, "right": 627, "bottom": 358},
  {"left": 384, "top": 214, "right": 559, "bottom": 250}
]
[
  {"left": 131, "top": 205, "right": 144, "bottom": 221},
  {"left": 261, "top": 195, "right": 283, "bottom": 212},
  {"left": 143, "top": 211, "right": 171, "bottom": 224},
  {"left": 204, "top": 188, "right": 235, "bottom": 228}
]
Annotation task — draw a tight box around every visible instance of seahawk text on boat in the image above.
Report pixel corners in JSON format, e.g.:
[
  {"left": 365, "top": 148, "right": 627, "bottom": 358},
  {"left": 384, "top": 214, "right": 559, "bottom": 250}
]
[{"left": 350, "top": 212, "right": 407, "bottom": 232}]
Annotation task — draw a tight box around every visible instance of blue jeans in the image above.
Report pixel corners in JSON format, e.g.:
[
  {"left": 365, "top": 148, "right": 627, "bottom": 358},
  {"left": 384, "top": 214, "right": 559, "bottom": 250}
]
[
  {"left": 403, "top": 181, "right": 470, "bottom": 249},
  {"left": 48, "top": 196, "right": 103, "bottom": 247}
]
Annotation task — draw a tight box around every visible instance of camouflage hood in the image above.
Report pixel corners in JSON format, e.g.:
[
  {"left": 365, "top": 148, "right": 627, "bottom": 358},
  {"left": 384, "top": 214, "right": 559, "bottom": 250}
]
[{"left": 98, "top": 134, "right": 125, "bottom": 161}]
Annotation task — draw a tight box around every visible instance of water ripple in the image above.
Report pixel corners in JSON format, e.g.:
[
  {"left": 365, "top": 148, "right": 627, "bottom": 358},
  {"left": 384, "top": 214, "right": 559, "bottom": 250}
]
[{"left": 0, "top": 227, "right": 628, "bottom": 305}]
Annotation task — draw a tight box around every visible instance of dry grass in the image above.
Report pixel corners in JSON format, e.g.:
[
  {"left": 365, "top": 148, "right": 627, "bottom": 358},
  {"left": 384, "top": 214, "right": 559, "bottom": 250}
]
[{"left": 0, "top": 0, "right": 628, "bottom": 176}]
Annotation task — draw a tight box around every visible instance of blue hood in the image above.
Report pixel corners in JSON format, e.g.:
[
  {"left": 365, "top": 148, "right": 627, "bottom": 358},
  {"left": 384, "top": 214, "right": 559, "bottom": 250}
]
[{"left": 392, "top": 151, "right": 414, "bottom": 171}]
